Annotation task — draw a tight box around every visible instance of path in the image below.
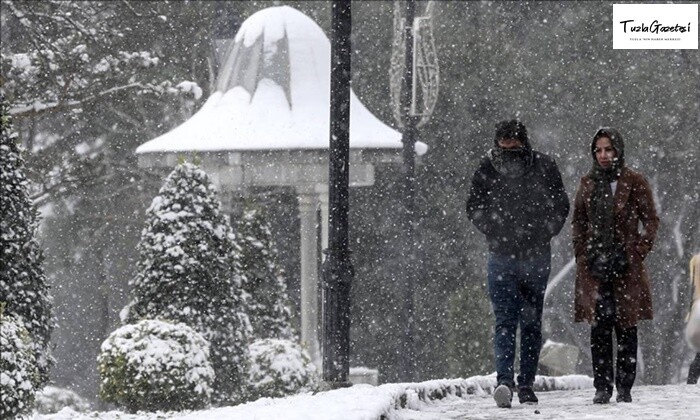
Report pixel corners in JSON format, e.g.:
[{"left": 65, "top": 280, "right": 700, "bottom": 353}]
[{"left": 396, "top": 384, "right": 700, "bottom": 419}]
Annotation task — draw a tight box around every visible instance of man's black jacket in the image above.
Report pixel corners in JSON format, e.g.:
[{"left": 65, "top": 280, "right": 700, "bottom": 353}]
[{"left": 466, "top": 151, "right": 570, "bottom": 258}]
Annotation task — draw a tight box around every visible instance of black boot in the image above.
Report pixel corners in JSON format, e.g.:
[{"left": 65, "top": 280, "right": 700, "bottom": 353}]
[
  {"left": 593, "top": 390, "right": 611, "bottom": 404},
  {"left": 517, "top": 386, "right": 538, "bottom": 405},
  {"left": 616, "top": 388, "right": 632, "bottom": 403}
]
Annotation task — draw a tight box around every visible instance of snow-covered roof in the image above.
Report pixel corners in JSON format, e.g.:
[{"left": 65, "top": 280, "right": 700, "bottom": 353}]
[{"left": 137, "top": 6, "right": 425, "bottom": 155}]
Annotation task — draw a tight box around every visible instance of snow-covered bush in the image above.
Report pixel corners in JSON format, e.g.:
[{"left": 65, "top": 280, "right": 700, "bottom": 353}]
[
  {"left": 97, "top": 319, "right": 214, "bottom": 412},
  {"left": 247, "top": 338, "right": 318, "bottom": 400},
  {"left": 445, "top": 284, "right": 494, "bottom": 378},
  {"left": 121, "top": 163, "right": 251, "bottom": 404},
  {"left": 235, "top": 207, "right": 295, "bottom": 340},
  {"left": 1, "top": 308, "right": 40, "bottom": 419},
  {"left": 0, "top": 96, "right": 53, "bottom": 387},
  {"left": 35, "top": 386, "right": 90, "bottom": 415}
]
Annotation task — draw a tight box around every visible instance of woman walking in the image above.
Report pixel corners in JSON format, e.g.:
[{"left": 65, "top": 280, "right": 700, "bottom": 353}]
[{"left": 572, "top": 127, "right": 659, "bottom": 404}]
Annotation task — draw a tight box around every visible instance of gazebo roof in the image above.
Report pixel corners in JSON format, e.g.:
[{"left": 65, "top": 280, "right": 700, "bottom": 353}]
[{"left": 136, "top": 6, "right": 426, "bottom": 155}]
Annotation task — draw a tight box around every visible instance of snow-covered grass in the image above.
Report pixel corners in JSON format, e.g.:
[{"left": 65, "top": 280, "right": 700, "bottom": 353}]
[
  {"left": 38, "top": 374, "right": 592, "bottom": 420},
  {"left": 34, "top": 386, "right": 89, "bottom": 415}
]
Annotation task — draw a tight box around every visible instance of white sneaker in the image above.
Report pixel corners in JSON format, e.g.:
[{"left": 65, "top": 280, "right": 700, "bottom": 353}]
[{"left": 493, "top": 384, "right": 513, "bottom": 408}]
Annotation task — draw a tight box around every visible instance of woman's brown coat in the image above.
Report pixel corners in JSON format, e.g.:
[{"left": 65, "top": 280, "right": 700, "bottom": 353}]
[{"left": 572, "top": 167, "right": 659, "bottom": 328}]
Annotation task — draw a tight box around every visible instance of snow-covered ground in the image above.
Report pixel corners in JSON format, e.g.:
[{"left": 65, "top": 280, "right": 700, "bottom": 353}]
[
  {"left": 32, "top": 375, "right": 553, "bottom": 419},
  {"left": 37, "top": 374, "right": 697, "bottom": 420},
  {"left": 397, "top": 384, "right": 700, "bottom": 419}
]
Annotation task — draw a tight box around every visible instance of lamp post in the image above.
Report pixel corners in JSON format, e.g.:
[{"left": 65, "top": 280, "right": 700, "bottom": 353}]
[
  {"left": 390, "top": 0, "right": 439, "bottom": 382},
  {"left": 399, "top": 0, "right": 418, "bottom": 383},
  {"left": 321, "top": 0, "right": 354, "bottom": 387}
]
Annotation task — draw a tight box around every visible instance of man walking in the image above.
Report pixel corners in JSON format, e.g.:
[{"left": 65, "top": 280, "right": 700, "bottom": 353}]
[{"left": 466, "top": 120, "right": 569, "bottom": 408}]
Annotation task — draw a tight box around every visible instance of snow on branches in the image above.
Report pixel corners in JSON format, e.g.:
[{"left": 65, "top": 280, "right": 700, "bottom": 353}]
[
  {"left": 97, "top": 319, "right": 214, "bottom": 412},
  {"left": 236, "top": 207, "right": 295, "bottom": 341},
  {"left": 247, "top": 338, "right": 318, "bottom": 400},
  {"left": 121, "top": 162, "right": 251, "bottom": 405},
  {"left": 0, "top": 96, "right": 53, "bottom": 386},
  {"left": 1, "top": 0, "right": 199, "bottom": 119},
  {"left": 0, "top": 309, "right": 40, "bottom": 419}
]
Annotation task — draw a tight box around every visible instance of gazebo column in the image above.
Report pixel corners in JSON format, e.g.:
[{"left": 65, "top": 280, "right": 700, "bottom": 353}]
[
  {"left": 297, "top": 188, "right": 322, "bottom": 368},
  {"left": 316, "top": 184, "right": 329, "bottom": 253},
  {"left": 315, "top": 185, "right": 329, "bottom": 369}
]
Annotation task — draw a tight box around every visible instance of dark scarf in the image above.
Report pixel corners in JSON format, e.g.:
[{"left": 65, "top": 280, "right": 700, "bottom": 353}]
[
  {"left": 588, "top": 163, "right": 621, "bottom": 257},
  {"left": 489, "top": 147, "right": 534, "bottom": 178}
]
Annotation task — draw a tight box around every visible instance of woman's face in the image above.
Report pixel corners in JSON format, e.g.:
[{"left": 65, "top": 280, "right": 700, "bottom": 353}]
[{"left": 594, "top": 136, "right": 617, "bottom": 169}]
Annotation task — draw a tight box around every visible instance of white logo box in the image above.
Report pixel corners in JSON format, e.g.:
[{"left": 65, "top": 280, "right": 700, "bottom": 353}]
[{"left": 613, "top": 3, "right": 698, "bottom": 49}]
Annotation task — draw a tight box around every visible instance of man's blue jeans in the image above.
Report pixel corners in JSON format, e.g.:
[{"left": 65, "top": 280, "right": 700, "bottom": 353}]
[{"left": 487, "top": 252, "right": 551, "bottom": 388}]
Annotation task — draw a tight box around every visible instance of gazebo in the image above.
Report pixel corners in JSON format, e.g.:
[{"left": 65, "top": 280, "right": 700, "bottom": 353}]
[{"left": 136, "top": 5, "right": 426, "bottom": 367}]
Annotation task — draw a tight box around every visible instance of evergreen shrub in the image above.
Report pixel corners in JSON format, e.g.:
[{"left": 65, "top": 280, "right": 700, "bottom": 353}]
[
  {"left": 236, "top": 207, "right": 294, "bottom": 340},
  {"left": 0, "top": 96, "right": 53, "bottom": 386},
  {"left": 97, "top": 319, "right": 214, "bottom": 412},
  {"left": 247, "top": 338, "right": 318, "bottom": 400},
  {"left": 122, "top": 163, "right": 250, "bottom": 404},
  {"left": 0, "top": 307, "right": 40, "bottom": 419},
  {"left": 445, "top": 284, "right": 494, "bottom": 378}
]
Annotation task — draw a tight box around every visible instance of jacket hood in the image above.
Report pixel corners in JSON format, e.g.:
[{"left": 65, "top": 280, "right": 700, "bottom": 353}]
[
  {"left": 494, "top": 119, "right": 531, "bottom": 151},
  {"left": 591, "top": 127, "right": 625, "bottom": 169}
]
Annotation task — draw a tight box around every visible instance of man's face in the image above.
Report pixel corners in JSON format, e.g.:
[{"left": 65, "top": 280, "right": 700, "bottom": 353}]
[
  {"left": 498, "top": 138, "right": 523, "bottom": 149},
  {"left": 594, "top": 136, "right": 617, "bottom": 169}
]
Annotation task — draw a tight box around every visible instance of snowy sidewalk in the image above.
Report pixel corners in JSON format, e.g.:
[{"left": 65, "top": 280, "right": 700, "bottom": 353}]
[{"left": 397, "top": 384, "right": 700, "bottom": 419}]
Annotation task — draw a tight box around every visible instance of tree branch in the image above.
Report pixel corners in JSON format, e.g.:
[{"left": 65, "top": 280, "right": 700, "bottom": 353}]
[{"left": 10, "top": 82, "right": 150, "bottom": 119}]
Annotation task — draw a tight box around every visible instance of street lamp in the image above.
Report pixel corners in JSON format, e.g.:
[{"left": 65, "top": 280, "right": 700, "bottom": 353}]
[
  {"left": 399, "top": 0, "right": 418, "bottom": 382},
  {"left": 321, "top": 0, "right": 354, "bottom": 388},
  {"left": 390, "top": 0, "right": 440, "bottom": 382}
]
